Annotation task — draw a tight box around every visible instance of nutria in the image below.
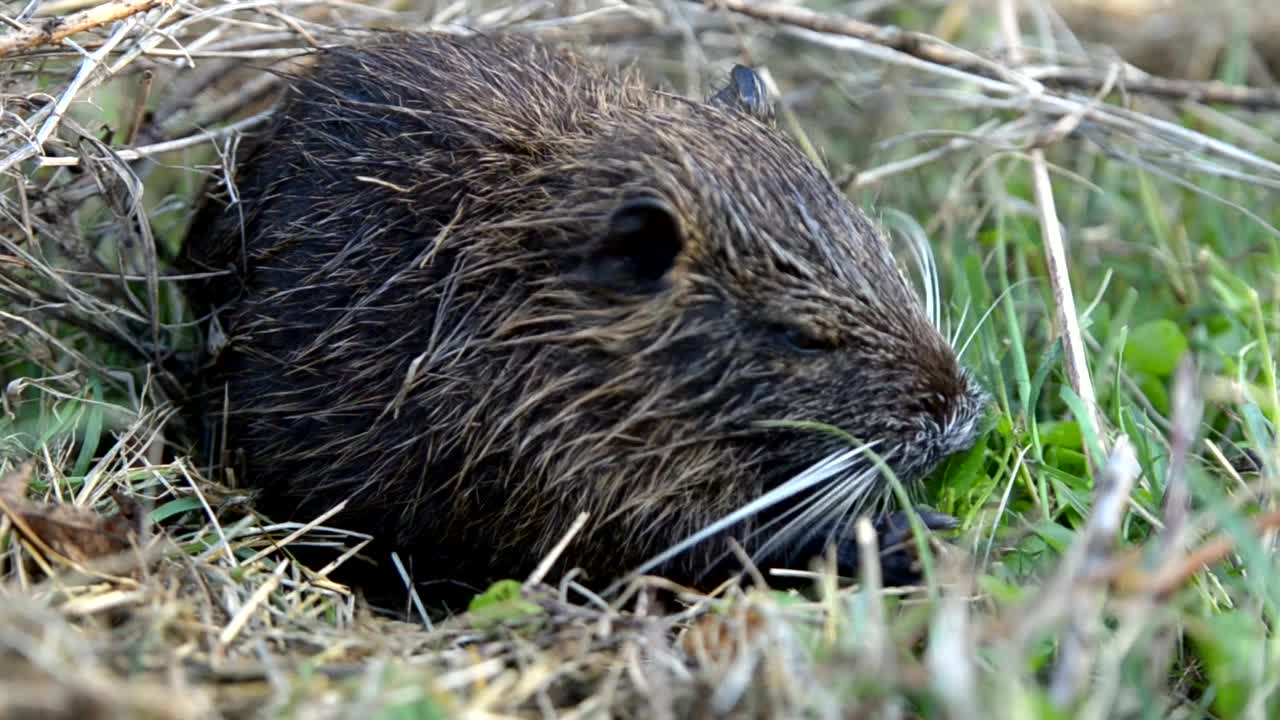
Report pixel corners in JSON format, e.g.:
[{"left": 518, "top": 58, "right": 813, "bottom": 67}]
[{"left": 180, "top": 31, "right": 988, "bottom": 603}]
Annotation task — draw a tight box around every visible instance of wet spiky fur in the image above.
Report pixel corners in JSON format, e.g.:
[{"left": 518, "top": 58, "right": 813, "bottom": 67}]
[{"left": 181, "top": 31, "right": 987, "bottom": 598}]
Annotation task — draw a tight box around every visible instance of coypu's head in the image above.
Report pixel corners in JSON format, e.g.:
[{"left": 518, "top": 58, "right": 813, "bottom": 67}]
[
  {"left": 487, "top": 60, "right": 990, "bottom": 571},
  {"left": 183, "top": 33, "right": 988, "bottom": 590}
]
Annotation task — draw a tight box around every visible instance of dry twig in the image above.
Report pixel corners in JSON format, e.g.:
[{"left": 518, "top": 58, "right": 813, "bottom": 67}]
[
  {"left": 691, "top": 0, "right": 1280, "bottom": 110},
  {"left": 0, "top": 0, "right": 169, "bottom": 58}
]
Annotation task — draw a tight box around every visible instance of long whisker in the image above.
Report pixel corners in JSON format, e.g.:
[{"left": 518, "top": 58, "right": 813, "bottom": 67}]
[
  {"left": 882, "top": 208, "right": 940, "bottom": 331},
  {"left": 753, "top": 474, "right": 858, "bottom": 561},
  {"left": 827, "top": 465, "right": 881, "bottom": 537},
  {"left": 949, "top": 299, "right": 972, "bottom": 350},
  {"left": 773, "top": 458, "right": 885, "bottom": 560},
  {"left": 619, "top": 442, "right": 879, "bottom": 583},
  {"left": 688, "top": 461, "right": 874, "bottom": 585},
  {"left": 688, "top": 479, "right": 830, "bottom": 583},
  {"left": 769, "top": 443, "right": 904, "bottom": 573},
  {"left": 748, "top": 464, "right": 879, "bottom": 568}
]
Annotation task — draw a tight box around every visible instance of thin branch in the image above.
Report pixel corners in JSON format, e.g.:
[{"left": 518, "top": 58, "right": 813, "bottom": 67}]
[
  {"left": 0, "top": 0, "right": 168, "bottom": 58},
  {"left": 0, "top": 17, "right": 139, "bottom": 173},
  {"left": 690, "top": 0, "right": 1280, "bottom": 110},
  {"left": 1108, "top": 510, "right": 1280, "bottom": 597},
  {"left": 1023, "top": 65, "right": 1280, "bottom": 112}
]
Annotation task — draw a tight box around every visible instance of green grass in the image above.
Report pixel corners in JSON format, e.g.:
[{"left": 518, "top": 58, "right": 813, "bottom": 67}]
[{"left": 2, "top": 0, "right": 1279, "bottom": 718}]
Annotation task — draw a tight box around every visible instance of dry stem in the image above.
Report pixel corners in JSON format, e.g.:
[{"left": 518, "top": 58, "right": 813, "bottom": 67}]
[{"left": 0, "top": 0, "right": 169, "bottom": 58}]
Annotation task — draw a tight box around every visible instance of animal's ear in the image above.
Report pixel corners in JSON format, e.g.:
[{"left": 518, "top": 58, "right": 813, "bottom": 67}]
[
  {"left": 709, "top": 64, "right": 774, "bottom": 124},
  {"left": 578, "top": 197, "right": 684, "bottom": 293}
]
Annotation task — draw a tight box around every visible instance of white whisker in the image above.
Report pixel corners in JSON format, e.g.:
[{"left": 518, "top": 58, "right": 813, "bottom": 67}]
[
  {"left": 751, "top": 476, "right": 856, "bottom": 562},
  {"left": 749, "top": 464, "right": 879, "bottom": 567},
  {"left": 691, "top": 481, "right": 829, "bottom": 576},
  {"left": 829, "top": 466, "right": 881, "bottom": 533},
  {"left": 882, "top": 208, "right": 940, "bottom": 331},
  {"left": 623, "top": 442, "right": 879, "bottom": 581},
  {"left": 814, "top": 464, "right": 881, "bottom": 543},
  {"left": 949, "top": 299, "right": 972, "bottom": 350}
]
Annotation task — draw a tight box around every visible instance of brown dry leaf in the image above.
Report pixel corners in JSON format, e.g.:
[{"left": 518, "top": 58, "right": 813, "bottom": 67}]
[
  {"left": 0, "top": 460, "right": 35, "bottom": 499},
  {"left": 679, "top": 604, "right": 768, "bottom": 667},
  {"left": 0, "top": 461, "right": 139, "bottom": 566}
]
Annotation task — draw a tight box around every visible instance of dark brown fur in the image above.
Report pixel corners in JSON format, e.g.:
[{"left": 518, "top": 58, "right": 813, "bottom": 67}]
[{"left": 181, "top": 32, "right": 987, "bottom": 601}]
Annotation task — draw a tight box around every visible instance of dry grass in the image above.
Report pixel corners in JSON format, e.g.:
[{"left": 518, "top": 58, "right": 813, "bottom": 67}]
[{"left": 2, "top": 0, "right": 1279, "bottom": 717}]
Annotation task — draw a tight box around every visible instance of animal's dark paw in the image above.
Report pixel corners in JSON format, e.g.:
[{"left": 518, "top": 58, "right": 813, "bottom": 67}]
[
  {"left": 760, "top": 508, "right": 958, "bottom": 588},
  {"left": 864, "top": 509, "right": 958, "bottom": 586}
]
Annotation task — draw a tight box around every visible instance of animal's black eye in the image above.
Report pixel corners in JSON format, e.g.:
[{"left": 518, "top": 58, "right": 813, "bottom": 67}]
[{"left": 774, "top": 324, "right": 834, "bottom": 353}]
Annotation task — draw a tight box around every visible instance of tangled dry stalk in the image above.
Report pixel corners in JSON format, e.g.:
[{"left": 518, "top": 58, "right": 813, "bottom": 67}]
[{"left": 2, "top": 0, "right": 1278, "bottom": 717}]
